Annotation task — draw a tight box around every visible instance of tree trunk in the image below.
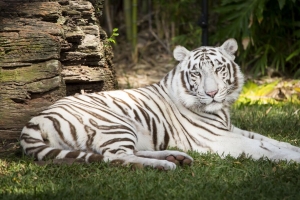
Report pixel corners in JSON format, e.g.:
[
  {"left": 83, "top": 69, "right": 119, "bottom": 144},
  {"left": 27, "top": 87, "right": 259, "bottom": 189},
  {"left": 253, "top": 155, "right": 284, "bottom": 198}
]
[{"left": 0, "top": 0, "right": 116, "bottom": 141}]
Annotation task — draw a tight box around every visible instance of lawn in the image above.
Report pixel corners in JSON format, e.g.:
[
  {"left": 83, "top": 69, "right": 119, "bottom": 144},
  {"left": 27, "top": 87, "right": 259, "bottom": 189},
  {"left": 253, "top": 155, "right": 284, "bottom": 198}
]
[{"left": 1, "top": 104, "right": 300, "bottom": 200}]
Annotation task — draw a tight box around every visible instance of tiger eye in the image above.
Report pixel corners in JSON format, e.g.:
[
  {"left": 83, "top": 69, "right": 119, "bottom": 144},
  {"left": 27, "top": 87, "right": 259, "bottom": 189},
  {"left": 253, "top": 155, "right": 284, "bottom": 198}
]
[
  {"left": 215, "top": 67, "right": 223, "bottom": 72},
  {"left": 193, "top": 72, "right": 200, "bottom": 76}
]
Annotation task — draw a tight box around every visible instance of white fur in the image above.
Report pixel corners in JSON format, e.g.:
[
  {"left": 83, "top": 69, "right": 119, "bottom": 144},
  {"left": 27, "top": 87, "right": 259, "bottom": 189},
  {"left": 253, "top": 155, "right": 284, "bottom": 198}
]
[
  {"left": 219, "top": 38, "right": 238, "bottom": 60},
  {"left": 173, "top": 46, "right": 190, "bottom": 61}
]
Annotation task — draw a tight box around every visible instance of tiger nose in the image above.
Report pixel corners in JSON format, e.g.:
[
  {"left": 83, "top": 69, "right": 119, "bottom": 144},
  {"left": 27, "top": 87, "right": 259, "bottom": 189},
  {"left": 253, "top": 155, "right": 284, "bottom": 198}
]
[{"left": 205, "top": 89, "right": 218, "bottom": 98}]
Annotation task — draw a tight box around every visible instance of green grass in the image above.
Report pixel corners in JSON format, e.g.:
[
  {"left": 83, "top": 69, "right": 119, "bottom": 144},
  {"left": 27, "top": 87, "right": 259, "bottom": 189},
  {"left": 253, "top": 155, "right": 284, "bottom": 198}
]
[{"left": 1, "top": 104, "right": 300, "bottom": 200}]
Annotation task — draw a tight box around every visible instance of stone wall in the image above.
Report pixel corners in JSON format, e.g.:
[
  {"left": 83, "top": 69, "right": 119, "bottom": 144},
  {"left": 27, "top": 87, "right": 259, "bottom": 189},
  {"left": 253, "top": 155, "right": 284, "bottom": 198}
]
[{"left": 0, "top": 0, "right": 116, "bottom": 140}]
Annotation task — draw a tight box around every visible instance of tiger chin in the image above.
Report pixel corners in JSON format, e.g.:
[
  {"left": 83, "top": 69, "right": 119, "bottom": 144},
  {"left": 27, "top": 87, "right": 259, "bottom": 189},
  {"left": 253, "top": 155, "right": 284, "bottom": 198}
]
[{"left": 20, "top": 39, "right": 300, "bottom": 170}]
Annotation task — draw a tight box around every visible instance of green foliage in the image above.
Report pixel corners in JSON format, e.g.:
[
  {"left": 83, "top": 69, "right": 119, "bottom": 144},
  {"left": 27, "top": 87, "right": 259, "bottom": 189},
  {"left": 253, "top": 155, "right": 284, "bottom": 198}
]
[
  {"left": 107, "top": 28, "right": 119, "bottom": 45},
  {"left": 211, "top": 0, "right": 300, "bottom": 77},
  {"left": 235, "top": 80, "right": 300, "bottom": 106},
  {"left": 235, "top": 81, "right": 280, "bottom": 106},
  {"left": 171, "top": 24, "right": 202, "bottom": 50},
  {"left": 1, "top": 105, "right": 300, "bottom": 199},
  {"left": 153, "top": 0, "right": 202, "bottom": 49}
]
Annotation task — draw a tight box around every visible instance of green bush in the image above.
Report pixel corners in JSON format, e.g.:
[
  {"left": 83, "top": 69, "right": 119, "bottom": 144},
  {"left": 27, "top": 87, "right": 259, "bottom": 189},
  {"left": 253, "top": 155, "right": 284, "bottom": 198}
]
[
  {"left": 152, "top": 0, "right": 202, "bottom": 49},
  {"left": 211, "top": 0, "right": 300, "bottom": 77}
]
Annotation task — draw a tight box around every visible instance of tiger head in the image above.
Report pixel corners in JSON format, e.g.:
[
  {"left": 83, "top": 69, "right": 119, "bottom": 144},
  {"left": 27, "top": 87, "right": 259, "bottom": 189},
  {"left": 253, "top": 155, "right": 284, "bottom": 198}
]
[{"left": 172, "top": 39, "right": 244, "bottom": 113}]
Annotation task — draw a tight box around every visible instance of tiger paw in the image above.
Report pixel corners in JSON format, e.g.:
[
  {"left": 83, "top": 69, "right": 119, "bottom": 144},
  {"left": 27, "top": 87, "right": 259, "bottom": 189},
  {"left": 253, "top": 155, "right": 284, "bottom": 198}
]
[{"left": 166, "top": 154, "right": 193, "bottom": 166}]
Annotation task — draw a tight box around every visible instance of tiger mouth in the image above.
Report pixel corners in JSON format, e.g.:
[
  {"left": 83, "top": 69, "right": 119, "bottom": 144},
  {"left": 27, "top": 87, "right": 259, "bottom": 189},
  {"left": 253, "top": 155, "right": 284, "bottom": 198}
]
[
  {"left": 210, "top": 100, "right": 222, "bottom": 104},
  {"left": 201, "top": 99, "right": 224, "bottom": 105}
]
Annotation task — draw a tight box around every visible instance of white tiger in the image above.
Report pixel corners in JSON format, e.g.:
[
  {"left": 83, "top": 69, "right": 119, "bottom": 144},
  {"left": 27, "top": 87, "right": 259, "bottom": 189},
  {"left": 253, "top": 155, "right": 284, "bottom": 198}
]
[{"left": 20, "top": 39, "right": 300, "bottom": 170}]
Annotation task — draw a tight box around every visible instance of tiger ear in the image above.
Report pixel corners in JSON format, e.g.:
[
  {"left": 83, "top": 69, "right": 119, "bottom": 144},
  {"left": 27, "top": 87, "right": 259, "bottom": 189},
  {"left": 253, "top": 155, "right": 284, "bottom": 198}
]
[
  {"left": 173, "top": 46, "right": 190, "bottom": 61},
  {"left": 220, "top": 38, "right": 238, "bottom": 60}
]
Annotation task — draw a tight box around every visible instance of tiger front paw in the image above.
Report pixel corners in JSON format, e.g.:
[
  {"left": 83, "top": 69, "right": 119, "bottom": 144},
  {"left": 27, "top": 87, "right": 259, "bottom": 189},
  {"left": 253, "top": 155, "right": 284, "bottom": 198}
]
[{"left": 166, "top": 154, "right": 193, "bottom": 166}]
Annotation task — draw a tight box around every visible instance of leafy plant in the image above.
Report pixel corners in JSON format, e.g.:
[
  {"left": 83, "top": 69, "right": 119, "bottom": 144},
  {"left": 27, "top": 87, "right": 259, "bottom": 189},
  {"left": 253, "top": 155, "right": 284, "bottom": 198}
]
[
  {"left": 153, "top": 0, "right": 202, "bottom": 50},
  {"left": 211, "top": 0, "right": 300, "bottom": 77},
  {"left": 171, "top": 23, "right": 202, "bottom": 50},
  {"left": 235, "top": 80, "right": 300, "bottom": 107},
  {"left": 107, "top": 28, "right": 119, "bottom": 45}
]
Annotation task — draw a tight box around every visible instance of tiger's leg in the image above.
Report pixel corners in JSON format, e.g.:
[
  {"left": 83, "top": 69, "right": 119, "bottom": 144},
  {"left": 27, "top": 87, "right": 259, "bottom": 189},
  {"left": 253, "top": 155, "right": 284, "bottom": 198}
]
[
  {"left": 212, "top": 133, "right": 300, "bottom": 162},
  {"left": 100, "top": 150, "right": 179, "bottom": 170},
  {"left": 20, "top": 126, "right": 105, "bottom": 165},
  {"left": 86, "top": 120, "right": 193, "bottom": 169},
  {"left": 88, "top": 134, "right": 180, "bottom": 170},
  {"left": 135, "top": 150, "right": 193, "bottom": 166},
  {"left": 232, "top": 126, "right": 300, "bottom": 153},
  {"left": 121, "top": 122, "right": 193, "bottom": 165},
  {"left": 21, "top": 130, "right": 178, "bottom": 170}
]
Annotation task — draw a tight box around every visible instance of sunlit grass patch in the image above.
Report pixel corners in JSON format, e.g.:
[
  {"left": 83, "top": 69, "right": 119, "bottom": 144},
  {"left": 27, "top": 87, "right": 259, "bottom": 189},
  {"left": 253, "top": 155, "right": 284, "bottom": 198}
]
[{"left": 235, "top": 80, "right": 300, "bottom": 106}]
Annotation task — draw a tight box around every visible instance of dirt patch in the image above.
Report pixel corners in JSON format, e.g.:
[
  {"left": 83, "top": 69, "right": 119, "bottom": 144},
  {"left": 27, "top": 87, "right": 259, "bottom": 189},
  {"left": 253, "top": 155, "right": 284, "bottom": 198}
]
[{"left": 113, "top": 32, "right": 176, "bottom": 89}]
